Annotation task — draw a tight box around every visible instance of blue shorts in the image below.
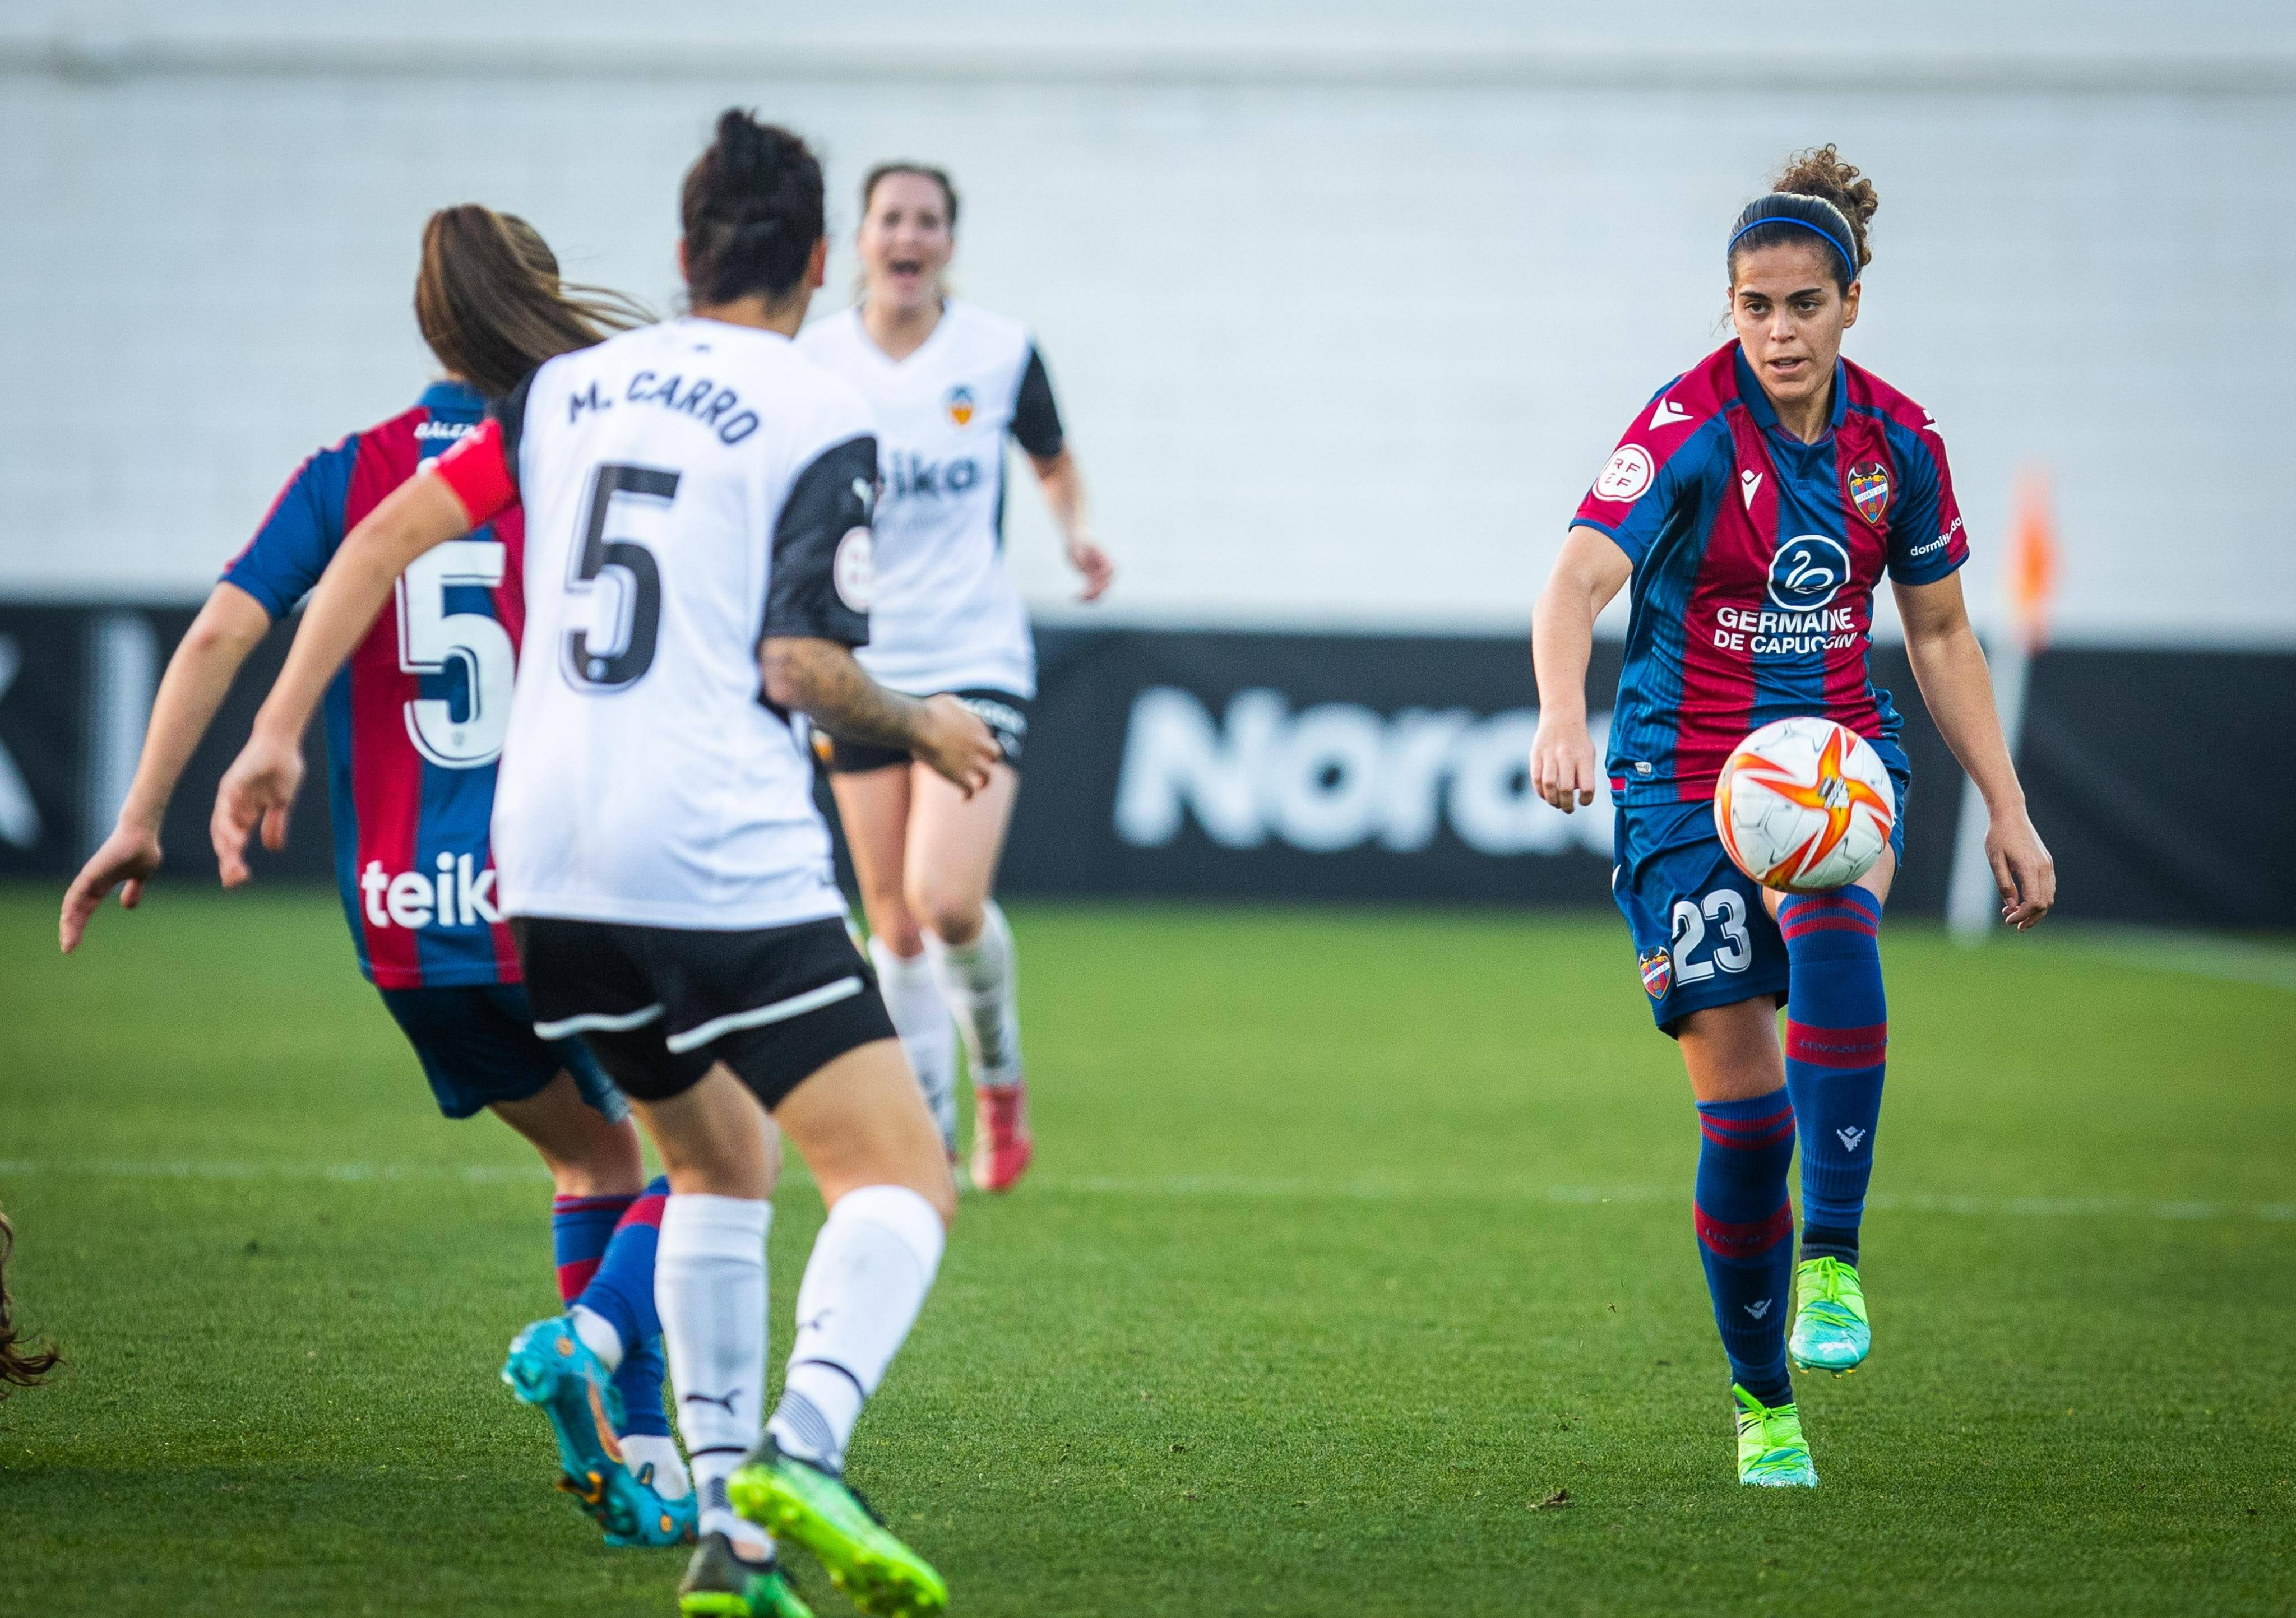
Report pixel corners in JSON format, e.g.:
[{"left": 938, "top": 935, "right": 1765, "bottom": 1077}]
[
  {"left": 377, "top": 982, "right": 627, "bottom": 1123},
  {"left": 1613, "top": 766, "right": 1909, "bottom": 1036}
]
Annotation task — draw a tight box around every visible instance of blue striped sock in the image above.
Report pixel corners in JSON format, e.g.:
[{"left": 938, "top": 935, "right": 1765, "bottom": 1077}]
[
  {"left": 581, "top": 1176, "right": 671, "bottom": 1439},
  {"left": 1693, "top": 1090, "right": 1797, "bottom": 1405},
  {"left": 1779, "top": 888, "right": 1887, "bottom": 1267}
]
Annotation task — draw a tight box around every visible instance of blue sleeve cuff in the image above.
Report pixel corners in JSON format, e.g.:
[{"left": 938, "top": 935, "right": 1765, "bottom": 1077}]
[
  {"left": 1889, "top": 548, "right": 1967, "bottom": 588},
  {"left": 217, "top": 566, "right": 291, "bottom": 621},
  {"left": 1571, "top": 516, "right": 1643, "bottom": 565}
]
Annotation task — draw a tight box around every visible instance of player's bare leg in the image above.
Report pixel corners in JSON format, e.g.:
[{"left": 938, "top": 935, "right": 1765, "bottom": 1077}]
[
  {"left": 492, "top": 1073, "right": 645, "bottom": 1198},
  {"left": 730, "top": 1040, "right": 955, "bottom": 1616},
  {"left": 906, "top": 763, "right": 1029, "bottom": 1192},
  {"left": 834, "top": 766, "right": 960, "bottom": 1156}
]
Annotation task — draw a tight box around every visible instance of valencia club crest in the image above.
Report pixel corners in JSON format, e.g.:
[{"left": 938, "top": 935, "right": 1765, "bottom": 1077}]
[
  {"left": 945, "top": 384, "right": 975, "bottom": 428},
  {"left": 1847, "top": 460, "right": 1891, "bottom": 527},
  {"left": 1638, "top": 947, "right": 1673, "bottom": 999}
]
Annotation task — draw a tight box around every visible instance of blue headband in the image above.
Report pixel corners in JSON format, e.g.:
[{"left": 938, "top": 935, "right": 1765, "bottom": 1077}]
[{"left": 1728, "top": 215, "right": 1856, "bottom": 282}]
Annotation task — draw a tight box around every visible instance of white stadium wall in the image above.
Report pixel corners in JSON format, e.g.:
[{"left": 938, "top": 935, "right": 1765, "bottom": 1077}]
[
  {"left": 2, "top": 4, "right": 2292, "bottom": 926},
  {"left": 2, "top": 1, "right": 2293, "bottom": 645}
]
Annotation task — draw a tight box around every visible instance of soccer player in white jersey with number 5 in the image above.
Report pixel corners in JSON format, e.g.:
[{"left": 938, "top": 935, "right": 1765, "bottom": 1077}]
[
  {"left": 214, "top": 112, "right": 1001, "bottom": 1618},
  {"left": 799, "top": 163, "right": 1113, "bottom": 1193}
]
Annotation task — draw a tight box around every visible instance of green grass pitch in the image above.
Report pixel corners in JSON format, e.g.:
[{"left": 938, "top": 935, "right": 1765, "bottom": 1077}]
[{"left": 1, "top": 885, "right": 2290, "bottom": 1615}]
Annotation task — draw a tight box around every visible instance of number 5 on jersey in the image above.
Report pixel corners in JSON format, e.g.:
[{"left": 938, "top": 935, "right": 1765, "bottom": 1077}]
[
  {"left": 396, "top": 540, "right": 513, "bottom": 769},
  {"left": 565, "top": 463, "right": 680, "bottom": 692}
]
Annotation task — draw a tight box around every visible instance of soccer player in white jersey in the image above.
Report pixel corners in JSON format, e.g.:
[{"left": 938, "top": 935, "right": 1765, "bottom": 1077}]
[
  {"left": 213, "top": 112, "right": 1001, "bottom": 1618},
  {"left": 798, "top": 162, "right": 1113, "bottom": 1192}
]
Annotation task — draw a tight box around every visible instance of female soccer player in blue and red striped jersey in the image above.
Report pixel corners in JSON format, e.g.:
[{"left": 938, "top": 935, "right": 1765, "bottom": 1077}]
[
  {"left": 1529, "top": 147, "right": 2056, "bottom": 1487},
  {"left": 57, "top": 208, "right": 697, "bottom": 1545}
]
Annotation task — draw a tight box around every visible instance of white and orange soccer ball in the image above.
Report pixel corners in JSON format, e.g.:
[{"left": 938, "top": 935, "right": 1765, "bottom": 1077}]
[{"left": 1713, "top": 717, "right": 1896, "bottom": 893}]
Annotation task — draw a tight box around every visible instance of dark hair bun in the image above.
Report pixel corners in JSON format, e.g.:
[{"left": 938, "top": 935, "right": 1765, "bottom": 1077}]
[{"left": 681, "top": 110, "right": 825, "bottom": 307}]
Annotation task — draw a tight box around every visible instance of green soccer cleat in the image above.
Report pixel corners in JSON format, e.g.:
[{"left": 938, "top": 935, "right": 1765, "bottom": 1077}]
[
  {"left": 1789, "top": 1255, "right": 1872, "bottom": 1374},
  {"left": 679, "top": 1532, "right": 814, "bottom": 1618},
  {"left": 503, "top": 1315, "right": 693, "bottom": 1547},
  {"left": 727, "top": 1438, "right": 948, "bottom": 1618},
  {"left": 1733, "top": 1383, "right": 1818, "bottom": 1487}
]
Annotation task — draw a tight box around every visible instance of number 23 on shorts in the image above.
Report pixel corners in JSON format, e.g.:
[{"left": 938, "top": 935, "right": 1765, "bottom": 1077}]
[{"left": 1672, "top": 887, "right": 1753, "bottom": 984}]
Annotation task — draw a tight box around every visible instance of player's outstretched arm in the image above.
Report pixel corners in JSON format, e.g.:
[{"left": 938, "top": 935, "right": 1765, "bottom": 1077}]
[
  {"left": 1529, "top": 527, "right": 1633, "bottom": 812},
  {"left": 211, "top": 475, "right": 476, "bottom": 886},
  {"left": 760, "top": 637, "right": 1001, "bottom": 796},
  {"left": 60, "top": 583, "right": 272, "bottom": 952},
  {"left": 1894, "top": 572, "right": 2056, "bottom": 929},
  {"left": 1029, "top": 447, "right": 1113, "bottom": 602}
]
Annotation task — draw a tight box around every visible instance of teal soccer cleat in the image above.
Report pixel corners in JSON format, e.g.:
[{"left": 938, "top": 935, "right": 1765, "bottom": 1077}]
[
  {"left": 1789, "top": 1256, "right": 1872, "bottom": 1374},
  {"left": 503, "top": 1314, "right": 693, "bottom": 1547}
]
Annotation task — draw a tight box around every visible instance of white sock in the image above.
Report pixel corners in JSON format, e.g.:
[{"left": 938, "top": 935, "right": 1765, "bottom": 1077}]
[
  {"left": 924, "top": 899, "right": 1023, "bottom": 1089},
  {"left": 766, "top": 1185, "right": 946, "bottom": 1473},
  {"left": 619, "top": 1432, "right": 691, "bottom": 1500},
  {"left": 568, "top": 1303, "right": 624, "bottom": 1371},
  {"left": 872, "top": 936, "right": 959, "bottom": 1150},
  {"left": 656, "top": 1193, "right": 773, "bottom": 1556}
]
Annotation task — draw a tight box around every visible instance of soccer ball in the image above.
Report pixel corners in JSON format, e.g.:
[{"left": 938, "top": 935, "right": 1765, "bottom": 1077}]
[{"left": 1713, "top": 717, "right": 1896, "bottom": 893}]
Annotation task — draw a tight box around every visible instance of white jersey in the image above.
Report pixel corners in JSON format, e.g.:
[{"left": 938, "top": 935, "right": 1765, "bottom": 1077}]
[
  {"left": 796, "top": 300, "right": 1064, "bottom": 698},
  {"left": 486, "top": 317, "right": 878, "bottom": 930}
]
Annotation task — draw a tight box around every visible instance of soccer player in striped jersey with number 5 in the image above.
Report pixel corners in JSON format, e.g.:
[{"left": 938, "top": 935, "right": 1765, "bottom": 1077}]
[
  {"left": 1529, "top": 148, "right": 2056, "bottom": 1486},
  {"left": 58, "top": 210, "right": 701, "bottom": 1545}
]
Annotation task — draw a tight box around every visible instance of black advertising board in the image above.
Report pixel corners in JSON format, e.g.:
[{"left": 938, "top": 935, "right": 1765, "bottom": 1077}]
[
  {"left": 2, "top": 605, "right": 2285, "bottom": 928},
  {"left": 1000, "top": 628, "right": 1962, "bottom": 914}
]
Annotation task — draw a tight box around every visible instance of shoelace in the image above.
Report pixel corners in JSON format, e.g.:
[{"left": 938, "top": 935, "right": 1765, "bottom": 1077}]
[{"left": 1806, "top": 1256, "right": 1859, "bottom": 1302}]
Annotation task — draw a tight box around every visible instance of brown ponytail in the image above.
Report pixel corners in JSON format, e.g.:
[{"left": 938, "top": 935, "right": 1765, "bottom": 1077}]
[
  {"left": 414, "top": 205, "right": 651, "bottom": 398},
  {"left": 0, "top": 1209, "right": 59, "bottom": 1396}
]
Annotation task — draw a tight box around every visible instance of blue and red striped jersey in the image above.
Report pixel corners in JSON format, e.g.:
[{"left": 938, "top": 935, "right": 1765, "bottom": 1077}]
[
  {"left": 221, "top": 381, "right": 525, "bottom": 989},
  {"left": 1572, "top": 342, "right": 1967, "bottom": 807}
]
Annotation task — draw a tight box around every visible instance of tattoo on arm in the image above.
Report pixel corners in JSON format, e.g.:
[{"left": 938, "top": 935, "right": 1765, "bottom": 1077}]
[{"left": 762, "top": 638, "right": 925, "bottom": 750}]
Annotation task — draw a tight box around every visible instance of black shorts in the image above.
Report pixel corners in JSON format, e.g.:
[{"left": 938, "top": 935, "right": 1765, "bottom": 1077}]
[
  {"left": 512, "top": 915, "right": 897, "bottom": 1109},
  {"left": 815, "top": 689, "right": 1030, "bottom": 775}
]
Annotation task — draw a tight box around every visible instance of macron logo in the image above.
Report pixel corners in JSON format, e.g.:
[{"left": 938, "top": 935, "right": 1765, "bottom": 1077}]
[
  {"left": 360, "top": 854, "right": 499, "bottom": 931},
  {"left": 1836, "top": 1126, "right": 1868, "bottom": 1153},
  {"left": 1740, "top": 471, "right": 1763, "bottom": 509},
  {"left": 1744, "top": 1299, "right": 1772, "bottom": 1321},
  {"left": 1648, "top": 397, "right": 1694, "bottom": 430}
]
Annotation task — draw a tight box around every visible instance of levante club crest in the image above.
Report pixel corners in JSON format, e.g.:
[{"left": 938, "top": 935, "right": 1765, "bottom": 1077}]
[
  {"left": 1638, "top": 947, "right": 1673, "bottom": 999},
  {"left": 945, "top": 384, "right": 976, "bottom": 428},
  {"left": 1847, "top": 460, "right": 1891, "bottom": 527}
]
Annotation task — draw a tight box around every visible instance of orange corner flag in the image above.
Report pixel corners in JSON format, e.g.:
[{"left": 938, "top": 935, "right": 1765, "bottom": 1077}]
[{"left": 2006, "top": 465, "right": 2059, "bottom": 653}]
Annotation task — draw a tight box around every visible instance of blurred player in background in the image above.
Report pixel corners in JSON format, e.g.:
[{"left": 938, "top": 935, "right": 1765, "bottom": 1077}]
[
  {"left": 214, "top": 111, "right": 1000, "bottom": 1618},
  {"left": 55, "top": 208, "right": 699, "bottom": 1545},
  {"left": 1527, "top": 148, "right": 2054, "bottom": 1486},
  {"left": 799, "top": 163, "right": 1114, "bottom": 1192}
]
